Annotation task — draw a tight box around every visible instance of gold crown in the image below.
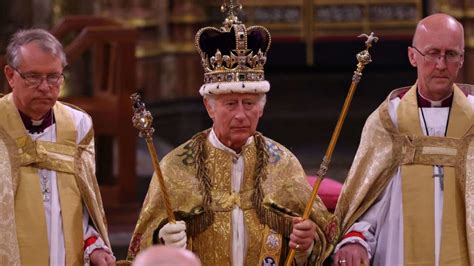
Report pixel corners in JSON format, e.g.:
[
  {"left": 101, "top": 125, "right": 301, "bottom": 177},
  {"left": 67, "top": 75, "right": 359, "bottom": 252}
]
[{"left": 195, "top": 1, "right": 271, "bottom": 95}]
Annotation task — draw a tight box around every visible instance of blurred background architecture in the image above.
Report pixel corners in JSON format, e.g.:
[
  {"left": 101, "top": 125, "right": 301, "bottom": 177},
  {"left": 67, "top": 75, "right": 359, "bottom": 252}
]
[{"left": 0, "top": 0, "right": 472, "bottom": 259}]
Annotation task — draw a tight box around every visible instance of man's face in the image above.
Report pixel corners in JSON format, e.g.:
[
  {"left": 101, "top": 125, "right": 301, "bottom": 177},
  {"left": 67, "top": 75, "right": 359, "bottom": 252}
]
[
  {"left": 408, "top": 21, "right": 464, "bottom": 100},
  {"left": 4, "top": 41, "right": 63, "bottom": 120},
  {"left": 204, "top": 93, "right": 264, "bottom": 152}
]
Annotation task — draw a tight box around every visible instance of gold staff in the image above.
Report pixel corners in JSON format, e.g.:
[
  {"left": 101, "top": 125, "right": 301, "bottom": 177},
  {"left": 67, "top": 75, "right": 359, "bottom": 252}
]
[
  {"left": 130, "top": 93, "right": 175, "bottom": 223},
  {"left": 284, "top": 32, "right": 378, "bottom": 265}
]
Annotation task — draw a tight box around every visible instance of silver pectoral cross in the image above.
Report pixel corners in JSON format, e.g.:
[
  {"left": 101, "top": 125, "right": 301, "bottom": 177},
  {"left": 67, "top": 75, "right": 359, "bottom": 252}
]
[
  {"left": 433, "top": 165, "right": 444, "bottom": 191},
  {"left": 40, "top": 174, "right": 51, "bottom": 202}
]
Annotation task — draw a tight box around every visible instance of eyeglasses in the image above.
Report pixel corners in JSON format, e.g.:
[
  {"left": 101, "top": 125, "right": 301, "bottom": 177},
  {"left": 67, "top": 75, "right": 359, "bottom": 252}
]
[
  {"left": 11, "top": 66, "right": 65, "bottom": 87},
  {"left": 411, "top": 46, "right": 463, "bottom": 63}
]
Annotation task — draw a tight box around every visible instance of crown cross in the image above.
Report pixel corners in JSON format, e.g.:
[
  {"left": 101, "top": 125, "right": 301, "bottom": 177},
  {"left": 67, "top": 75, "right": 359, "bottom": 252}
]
[
  {"left": 231, "top": 49, "right": 251, "bottom": 69},
  {"left": 221, "top": 0, "right": 242, "bottom": 17},
  {"left": 221, "top": 0, "right": 242, "bottom": 30}
]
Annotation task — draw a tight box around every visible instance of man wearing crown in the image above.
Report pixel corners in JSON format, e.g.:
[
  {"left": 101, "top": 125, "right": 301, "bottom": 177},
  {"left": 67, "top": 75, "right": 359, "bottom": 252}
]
[{"left": 126, "top": 4, "right": 337, "bottom": 266}]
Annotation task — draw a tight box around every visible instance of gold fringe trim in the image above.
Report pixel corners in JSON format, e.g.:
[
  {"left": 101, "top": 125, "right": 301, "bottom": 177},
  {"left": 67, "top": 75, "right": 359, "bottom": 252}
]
[
  {"left": 252, "top": 132, "right": 269, "bottom": 207},
  {"left": 192, "top": 130, "right": 213, "bottom": 207},
  {"left": 253, "top": 133, "right": 293, "bottom": 238},
  {"left": 185, "top": 130, "right": 214, "bottom": 237},
  {"left": 183, "top": 211, "right": 214, "bottom": 237}
]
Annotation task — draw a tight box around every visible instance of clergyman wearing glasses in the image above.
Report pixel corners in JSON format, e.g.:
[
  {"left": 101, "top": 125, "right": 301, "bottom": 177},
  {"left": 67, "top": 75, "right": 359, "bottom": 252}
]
[{"left": 0, "top": 29, "right": 115, "bottom": 266}]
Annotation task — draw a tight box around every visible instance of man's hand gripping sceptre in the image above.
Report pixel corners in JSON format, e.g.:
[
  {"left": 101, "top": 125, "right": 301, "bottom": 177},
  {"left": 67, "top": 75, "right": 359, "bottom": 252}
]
[{"left": 284, "top": 32, "right": 378, "bottom": 266}]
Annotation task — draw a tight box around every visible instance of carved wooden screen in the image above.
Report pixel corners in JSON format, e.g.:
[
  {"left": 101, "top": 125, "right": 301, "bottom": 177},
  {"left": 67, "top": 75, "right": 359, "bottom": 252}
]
[
  {"left": 205, "top": 0, "right": 306, "bottom": 39},
  {"left": 313, "top": 0, "right": 422, "bottom": 37}
]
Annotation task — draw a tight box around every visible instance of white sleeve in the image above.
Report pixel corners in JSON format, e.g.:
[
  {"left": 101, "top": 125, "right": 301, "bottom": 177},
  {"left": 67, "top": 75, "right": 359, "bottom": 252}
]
[
  {"left": 66, "top": 105, "right": 112, "bottom": 263},
  {"left": 82, "top": 207, "right": 114, "bottom": 265},
  {"left": 334, "top": 169, "right": 400, "bottom": 259},
  {"left": 63, "top": 104, "right": 93, "bottom": 143}
]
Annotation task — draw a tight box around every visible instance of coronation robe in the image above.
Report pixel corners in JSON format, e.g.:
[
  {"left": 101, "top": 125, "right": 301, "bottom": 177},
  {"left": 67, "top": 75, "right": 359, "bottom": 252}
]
[
  {"left": 0, "top": 93, "right": 111, "bottom": 265},
  {"left": 127, "top": 129, "right": 338, "bottom": 265},
  {"left": 335, "top": 83, "right": 474, "bottom": 265}
]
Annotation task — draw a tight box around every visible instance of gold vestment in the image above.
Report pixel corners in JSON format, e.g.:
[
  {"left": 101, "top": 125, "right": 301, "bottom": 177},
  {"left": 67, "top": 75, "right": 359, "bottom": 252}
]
[
  {"left": 0, "top": 94, "right": 111, "bottom": 265},
  {"left": 128, "top": 130, "right": 338, "bottom": 265},
  {"left": 335, "top": 84, "right": 474, "bottom": 264}
]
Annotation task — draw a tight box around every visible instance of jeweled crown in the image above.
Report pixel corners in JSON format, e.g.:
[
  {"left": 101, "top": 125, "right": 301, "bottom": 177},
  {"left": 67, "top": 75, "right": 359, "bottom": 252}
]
[{"left": 195, "top": 1, "right": 272, "bottom": 95}]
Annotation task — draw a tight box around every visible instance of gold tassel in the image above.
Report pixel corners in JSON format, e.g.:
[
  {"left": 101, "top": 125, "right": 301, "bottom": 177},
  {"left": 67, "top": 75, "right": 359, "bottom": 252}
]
[
  {"left": 192, "top": 130, "right": 213, "bottom": 207},
  {"left": 185, "top": 211, "right": 215, "bottom": 237},
  {"left": 185, "top": 130, "right": 214, "bottom": 236},
  {"left": 253, "top": 133, "right": 293, "bottom": 238}
]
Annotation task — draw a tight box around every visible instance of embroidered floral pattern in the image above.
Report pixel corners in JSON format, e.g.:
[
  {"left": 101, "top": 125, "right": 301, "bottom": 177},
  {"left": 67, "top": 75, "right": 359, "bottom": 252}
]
[
  {"left": 265, "top": 232, "right": 280, "bottom": 250},
  {"left": 324, "top": 217, "right": 339, "bottom": 244},
  {"left": 177, "top": 141, "right": 195, "bottom": 166},
  {"left": 266, "top": 141, "right": 282, "bottom": 164},
  {"left": 129, "top": 233, "right": 142, "bottom": 258}
]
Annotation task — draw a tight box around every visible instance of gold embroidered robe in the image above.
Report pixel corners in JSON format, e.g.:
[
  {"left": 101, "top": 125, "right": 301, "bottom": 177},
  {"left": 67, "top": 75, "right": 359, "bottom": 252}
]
[
  {"left": 0, "top": 94, "right": 111, "bottom": 265},
  {"left": 127, "top": 130, "right": 337, "bottom": 265},
  {"left": 335, "top": 84, "right": 474, "bottom": 264}
]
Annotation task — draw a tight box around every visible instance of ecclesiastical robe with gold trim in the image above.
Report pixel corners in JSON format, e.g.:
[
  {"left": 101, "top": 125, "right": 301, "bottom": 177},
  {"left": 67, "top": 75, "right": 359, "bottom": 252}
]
[
  {"left": 335, "top": 83, "right": 474, "bottom": 265},
  {"left": 0, "top": 93, "right": 111, "bottom": 265}
]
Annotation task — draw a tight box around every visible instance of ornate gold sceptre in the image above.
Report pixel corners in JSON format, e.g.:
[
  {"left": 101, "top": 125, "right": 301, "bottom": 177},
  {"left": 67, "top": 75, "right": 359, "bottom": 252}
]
[
  {"left": 284, "top": 32, "right": 378, "bottom": 265},
  {"left": 130, "top": 93, "right": 176, "bottom": 223}
]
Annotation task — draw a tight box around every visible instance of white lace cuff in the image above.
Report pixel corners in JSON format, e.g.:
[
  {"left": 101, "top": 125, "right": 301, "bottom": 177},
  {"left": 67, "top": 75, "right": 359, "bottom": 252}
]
[{"left": 83, "top": 237, "right": 115, "bottom": 266}]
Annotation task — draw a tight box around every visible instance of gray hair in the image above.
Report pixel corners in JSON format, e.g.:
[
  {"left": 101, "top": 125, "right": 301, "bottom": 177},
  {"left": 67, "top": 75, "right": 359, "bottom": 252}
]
[
  {"left": 6, "top": 28, "right": 67, "bottom": 69},
  {"left": 204, "top": 93, "right": 267, "bottom": 111}
]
